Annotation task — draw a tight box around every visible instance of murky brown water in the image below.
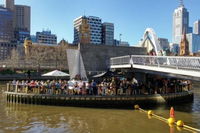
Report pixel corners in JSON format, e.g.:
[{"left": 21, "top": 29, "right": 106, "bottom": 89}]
[{"left": 0, "top": 82, "right": 200, "bottom": 133}]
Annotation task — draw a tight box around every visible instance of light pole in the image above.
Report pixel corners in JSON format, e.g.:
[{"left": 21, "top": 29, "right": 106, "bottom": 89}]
[{"left": 119, "top": 34, "right": 122, "bottom": 45}]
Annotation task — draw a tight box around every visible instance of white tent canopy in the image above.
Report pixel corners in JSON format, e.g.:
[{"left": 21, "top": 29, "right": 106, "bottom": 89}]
[{"left": 42, "top": 70, "right": 70, "bottom": 77}]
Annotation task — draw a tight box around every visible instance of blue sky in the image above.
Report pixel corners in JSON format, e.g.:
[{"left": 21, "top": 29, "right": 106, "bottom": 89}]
[{"left": 2, "top": 0, "right": 200, "bottom": 45}]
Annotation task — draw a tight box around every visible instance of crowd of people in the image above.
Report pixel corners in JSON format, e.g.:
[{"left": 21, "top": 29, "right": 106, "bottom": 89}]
[{"left": 8, "top": 77, "right": 192, "bottom": 96}]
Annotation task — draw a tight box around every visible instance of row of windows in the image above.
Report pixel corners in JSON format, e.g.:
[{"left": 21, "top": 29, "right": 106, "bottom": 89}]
[
  {"left": 38, "top": 39, "right": 57, "bottom": 42},
  {"left": 0, "top": 43, "right": 16, "bottom": 47},
  {"left": 104, "top": 28, "right": 114, "bottom": 31},
  {"left": 91, "top": 32, "right": 102, "bottom": 35},
  {"left": 87, "top": 18, "right": 101, "bottom": 22},
  {"left": 103, "top": 31, "right": 114, "bottom": 34},
  {"left": 88, "top": 22, "right": 102, "bottom": 25},
  {"left": 90, "top": 24, "right": 102, "bottom": 27},
  {"left": 91, "top": 40, "right": 101, "bottom": 42},
  {"left": 37, "top": 36, "right": 57, "bottom": 39},
  {"left": 90, "top": 28, "right": 102, "bottom": 32}
]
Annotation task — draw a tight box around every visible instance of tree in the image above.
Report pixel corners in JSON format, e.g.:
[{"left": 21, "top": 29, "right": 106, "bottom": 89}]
[
  {"left": 9, "top": 49, "right": 20, "bottom": 71},
  {"left": 55, "top": 44, "right": 68, "bottom": 70},
  {"left": 26, "top": 46, "right": 49, "bottom": 72}
]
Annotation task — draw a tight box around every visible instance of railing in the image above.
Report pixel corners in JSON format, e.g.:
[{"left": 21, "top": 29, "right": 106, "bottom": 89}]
[
  {"left": 110, "top": 55, "right": 131, "bottom": 66},
  {"left": 0, "top": 60, "right": 68, "bottom": 70},
  {"left": 6, "top": 83, "right": 191, "bottom": 96},
  {"left": 110, "top": 55, "right": 200, "bottom": 71}
]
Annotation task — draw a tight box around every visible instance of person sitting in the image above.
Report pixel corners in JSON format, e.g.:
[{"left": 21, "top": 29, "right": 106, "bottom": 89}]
[{"left": 74, "top": 82, "right": 80, "bottom": 95}]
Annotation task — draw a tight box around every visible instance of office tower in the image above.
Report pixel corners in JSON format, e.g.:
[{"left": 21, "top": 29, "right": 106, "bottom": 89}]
[
  {"left": 87, "top": 16, "right": 102, "bottom": 44},
  {"left": 73, "top": 16, "right": 90, "bottom": 44},
  {"left": 0, "top": 7, "right": 13, "bottom": 42},
  {"left": 4, "top": 0, "right": 14, "bottom": 11},
  {"left": 194, "top": 20, "right": 200, "bottom": 35},
  {"left": 14, "top": 5, "right": 31, "bottom": 43},
  {"left": 36, "top": 30, "right": 57, "bottom": 45},
  {"left": 172, "top": 1, "right": 189, "bottom": 44},
  {"left": 73, "top": 16, "right": 102, "bottom": 44},
  {"left": 14, "top": 5, "right": 30, "bottom": 32},
  {"left": 3, "top": 0, "right": 31, "bottom": 43},
  {"left": 188, "top": 27, "right": 193, "bottom": 33},
  {"left": 185, "top": 33, "right": 200, "bottom": 54},
  {"left": 102, "top": 22, "right": 114, "bottom": 45},
  {"left": 170, "top": 43, "right": 179, "bottom": 55},
  {"left": 158, "top": 38, "right": 170, "bottom": 51}
]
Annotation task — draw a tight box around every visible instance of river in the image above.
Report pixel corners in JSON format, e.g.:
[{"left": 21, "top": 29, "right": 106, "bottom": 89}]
[{"left": 0, "top": 82, "right": 199, "bottom": 133}]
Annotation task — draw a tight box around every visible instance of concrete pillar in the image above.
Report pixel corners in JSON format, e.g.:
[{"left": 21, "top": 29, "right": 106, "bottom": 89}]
[
  {"left": 6, "top": 83, "right": 10, "bottom": 92},
  {"left": 15, "top": 84, "right": 18, "bottom": 93}
]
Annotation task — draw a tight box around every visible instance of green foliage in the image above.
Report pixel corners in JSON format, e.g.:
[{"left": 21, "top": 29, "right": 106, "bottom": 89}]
[{"left": 0, "top": 69, "right": 16, "bottom": 75}]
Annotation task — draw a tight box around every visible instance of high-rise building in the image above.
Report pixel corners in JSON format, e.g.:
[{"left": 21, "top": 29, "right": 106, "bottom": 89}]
[
  {"left": 158, "top": 38, "right": 170, "bottom": 51},
  {"left": 14, "top": 30, "right": 30, "bottom": 43},
  {"left": 0, "top": 42, "right": 16, "bottom": 60},
  {"left": 3, "top": 0, "right": 31, "bottom": 43},
  {"left": 14, "top": 5, "right": 31, "bottom": 43},
  {"left": 36, "top": 30, "right": 57, "bottom": 45},
  {"left": 73, "top": 16, "right": 90, "bottom": 44},
  {"left": 188, "top": 27, "right": 193, "bottom": 33},
  {"left": 186, "top": 33, "right": 200, "bottom": 53},
  {"left": 0, "top": 7, "right": 13, "bottom": 42},
  {"left": 14, "top": 5, "right": 30, "bottom": 32},
  {"left": 73, "top": 16, "right": 102, "bottom": 45},
  {"left": 87, "top": 16, "right": 102, "bottom": 44},
  {"left": 4, "top": 0, "right": 14, "bottom": 11},
  {"left": 194, "top": 20, "right": 200, "bottom": 35},
  {"left": 102, "top": 22, "right": 114, "bottom": 45},
  {"left": 172, "top": 1, "right": 189, "bottom": 44},
  {"left": 170, "top": 43, "right": 179, "bottom": 55}
]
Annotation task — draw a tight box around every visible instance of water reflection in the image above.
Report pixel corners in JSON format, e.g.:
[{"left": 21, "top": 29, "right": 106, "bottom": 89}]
[{"left": 0, "top": 83, "right": 199, "bottom": 133}]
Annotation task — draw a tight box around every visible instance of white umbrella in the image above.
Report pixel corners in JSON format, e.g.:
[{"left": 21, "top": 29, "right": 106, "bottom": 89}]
[{"left": 42, "top": 70, "right": 70, "bottom": 77}]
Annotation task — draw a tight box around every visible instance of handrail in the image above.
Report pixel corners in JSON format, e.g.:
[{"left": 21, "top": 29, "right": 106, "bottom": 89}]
[{"left": 110, "top": 55, "right": 200, "bottom": 71}]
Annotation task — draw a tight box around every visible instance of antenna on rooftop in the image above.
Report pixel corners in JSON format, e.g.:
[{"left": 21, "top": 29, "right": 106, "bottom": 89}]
[
  {"left": 179, "top": 0, "right": 184, "bottom": 7},
  {"left": 83, "top": 10, "right": 86, "bottom": 17}
]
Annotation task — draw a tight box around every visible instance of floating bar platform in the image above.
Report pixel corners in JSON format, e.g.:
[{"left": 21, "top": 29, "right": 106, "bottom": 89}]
[{"left": 4, "top": 91, "right": 194, "bottom": 108}]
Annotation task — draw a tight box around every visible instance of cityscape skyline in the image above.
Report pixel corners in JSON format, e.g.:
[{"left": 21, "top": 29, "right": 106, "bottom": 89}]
[{"left": 1, "top": 0, "right": 200, "bottom": 46}]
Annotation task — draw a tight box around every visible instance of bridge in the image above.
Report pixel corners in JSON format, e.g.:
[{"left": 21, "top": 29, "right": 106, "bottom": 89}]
[{"left": 110, "top": 55, "right": 200, "bottom": 80}]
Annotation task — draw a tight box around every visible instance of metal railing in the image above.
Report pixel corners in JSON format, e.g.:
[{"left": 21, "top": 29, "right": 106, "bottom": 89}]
[
  {"left": 0, "top": 60, "right": 68, "bottom": 70},
  {"left": 110, "top": 55, "right": 200, "bottom": 71},
  {"left": 110, "top": 55, "right": 131, "bottom": 66}
]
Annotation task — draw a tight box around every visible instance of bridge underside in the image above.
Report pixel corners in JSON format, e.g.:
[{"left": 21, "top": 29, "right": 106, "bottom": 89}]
[{"left": 111, "top": 65, "right": 200, "bottom": 81}]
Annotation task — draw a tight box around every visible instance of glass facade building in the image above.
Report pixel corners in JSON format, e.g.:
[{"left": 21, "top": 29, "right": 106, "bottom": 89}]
[
  {"left": 172, "top": 4, "right": 189, "bottom": 44},
  {"left": 102, "top": 22, "right": 114, "bottom": 45},
  {"left": 14, "top": 30, "right": 30, "bottom": 43},
  {"left": 186, "top": 33, "right": 200, "bottom": 53},
  {"left": 73, "top": 16, "right": 102, "bottom": 45},
  {"left": 0, "top": 7, "right": 13, "bottom": 42},
  {"left": 87, "top": 16, "right": 102, "bottom": 44},
  {"left": 194, "top": 20, "right": 200, "bottom": 35}
]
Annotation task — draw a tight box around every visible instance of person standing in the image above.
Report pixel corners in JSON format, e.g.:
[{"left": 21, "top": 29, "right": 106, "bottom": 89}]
[{"left": 91, "top": 80, "right": 97, "bottom": 95}]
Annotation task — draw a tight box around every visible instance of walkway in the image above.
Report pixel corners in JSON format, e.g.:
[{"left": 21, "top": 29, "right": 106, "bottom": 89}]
[{"left": 110, "top": 55, "right": 200, "bottom": 79}]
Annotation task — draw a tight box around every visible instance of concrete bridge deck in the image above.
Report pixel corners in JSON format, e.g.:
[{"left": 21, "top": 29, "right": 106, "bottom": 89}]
[{"left": 110, "top": 55, "right": 200, "bottom": 80}]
